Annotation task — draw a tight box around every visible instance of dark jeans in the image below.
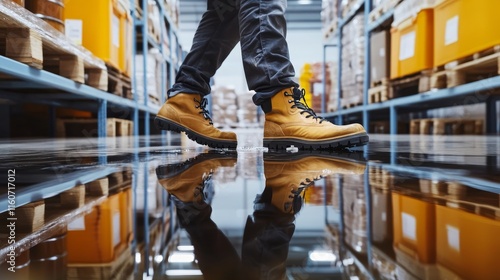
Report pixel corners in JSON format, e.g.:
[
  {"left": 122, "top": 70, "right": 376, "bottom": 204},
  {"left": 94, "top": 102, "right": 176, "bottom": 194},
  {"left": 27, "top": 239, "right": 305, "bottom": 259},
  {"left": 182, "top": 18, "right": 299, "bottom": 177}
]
[{"left": 169, "top": 0, "right": 299, "bottom": 106}]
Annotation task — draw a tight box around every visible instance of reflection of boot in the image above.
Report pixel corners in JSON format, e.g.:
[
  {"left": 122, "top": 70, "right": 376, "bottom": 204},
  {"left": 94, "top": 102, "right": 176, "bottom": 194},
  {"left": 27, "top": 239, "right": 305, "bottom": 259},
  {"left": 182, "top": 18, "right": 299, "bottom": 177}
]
[
  {"left": 155, "top": 93, "right": 237, "bottom": 148},
  {"left": 156, "top": 151, "right": 237, "bottom": 203},
  {"left": 263, "top": 87, "right": 369, "bottom": 149},
  {"left": 264, "top": 151, "right": 366, "bottom": 213}
]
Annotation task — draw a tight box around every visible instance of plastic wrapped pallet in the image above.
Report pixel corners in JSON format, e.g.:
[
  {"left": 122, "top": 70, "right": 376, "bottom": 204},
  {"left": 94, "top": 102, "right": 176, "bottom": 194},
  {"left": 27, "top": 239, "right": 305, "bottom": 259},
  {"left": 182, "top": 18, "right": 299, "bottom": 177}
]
[
  {"left": 321, "top": 0, "right": 338, "bottom": 33},
  {"left": 341, "top": 13, "right": 365, "bottom": 107},
  {"left": 327, "top": 61, "right": 339, "bottom": 112},
  {"left": 212, "top": 85, "right": 238, "bottom": 128},
  {"left": 135, "top": 48, "right": 162, "bottom": 105}
]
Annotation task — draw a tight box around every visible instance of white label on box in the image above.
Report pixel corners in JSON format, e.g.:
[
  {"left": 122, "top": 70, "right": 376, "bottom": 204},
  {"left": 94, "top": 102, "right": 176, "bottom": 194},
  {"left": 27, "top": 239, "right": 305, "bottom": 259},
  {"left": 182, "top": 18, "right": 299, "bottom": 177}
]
[
  {"left": 113, "top": 212, "right": 121, "bottom": 246},
  {"left": 379, "top": 47, "right": 385, "bottom": 57},
  {"left": 382, "top": 212, "right": 387, "bottom": 222},
  {"left": 445, "top": 16, "right": 459, "bottom": 45},
  {"left": 112, "top": 14, "right": 120, "bottom": 48},
  {"left": 68, "top": 216, "right": 85, "bottom": 231},
  {"left": 446, "top": 225, "right": 460, "bottom": 251},
  {"left": 399, "top": 31, "right": 416, "bottom": 61},
  {"left": 401, "top": 212, "right": 417, "bottom": 241},
  {"left": 65, "top": 19, "right": 83, "bottom": 45}
]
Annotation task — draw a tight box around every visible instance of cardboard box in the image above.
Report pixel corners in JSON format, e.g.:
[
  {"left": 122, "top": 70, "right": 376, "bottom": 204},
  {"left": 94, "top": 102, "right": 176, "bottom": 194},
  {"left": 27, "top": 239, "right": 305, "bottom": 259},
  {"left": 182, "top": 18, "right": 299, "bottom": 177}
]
[{"left": 370, "top": 30, "right": 390, "bottom": 83}]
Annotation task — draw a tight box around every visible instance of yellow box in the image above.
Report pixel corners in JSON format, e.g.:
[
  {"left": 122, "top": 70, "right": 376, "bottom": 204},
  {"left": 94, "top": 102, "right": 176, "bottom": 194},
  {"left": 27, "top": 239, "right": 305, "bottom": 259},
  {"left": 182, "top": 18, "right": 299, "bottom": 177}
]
[
  {"left": 65, "top": 0, "right": 127, "bottom": 72},
  {"left": 390, "top": 9, "right": 434, "bottom": 79},
  {"left": 119, "top": 188, "right": 133, "bottom": 244},
  {"left": 436, "top": 205, "right": 500, "bottom": 280},
  {"left": 119, "top": 0, "right": 133, "bottom": 77},
  {"left": 392, "top": 193, "right": 436, "bottom": 263},
  {"left": 66, "top": 193, "right": 121, "bottom": 263},
  {"left": 434, "top": 0, "right": 500, "bottom": 67}
]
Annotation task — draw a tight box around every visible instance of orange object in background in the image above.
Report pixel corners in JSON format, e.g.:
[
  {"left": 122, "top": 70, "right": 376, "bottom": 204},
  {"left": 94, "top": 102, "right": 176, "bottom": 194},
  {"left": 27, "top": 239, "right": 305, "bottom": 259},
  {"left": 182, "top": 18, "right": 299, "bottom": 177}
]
[
  {"left": 390, "top": 9, "right": 434, "bottom": 79},
  {"left": 56, "top": 108, "right": 92, "bottom": 119},
  {"left": 119, "top": 188, "right": 133, "bottom": 244},
  {"left": 436, "top": 205, "right": 500, "bottom": 280},
  {"left": 66, "top": 194, "right": 121, "bottom": 263},
  {"left": 65, "top": 0, "right": 130, "bottom": 73},
  {"left": 392, "top": 192, "right": 436, "bottom": 263},
  {"left": 434, "top": 0, "right": 500, "bottom": 67}
]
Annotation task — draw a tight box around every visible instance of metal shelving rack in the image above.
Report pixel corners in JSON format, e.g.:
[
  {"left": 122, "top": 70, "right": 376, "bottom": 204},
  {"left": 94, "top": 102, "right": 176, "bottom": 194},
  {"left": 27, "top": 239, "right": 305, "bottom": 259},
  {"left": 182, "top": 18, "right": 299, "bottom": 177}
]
[{"left": 321, "top": 0, "right": 500, "bottom": 135}]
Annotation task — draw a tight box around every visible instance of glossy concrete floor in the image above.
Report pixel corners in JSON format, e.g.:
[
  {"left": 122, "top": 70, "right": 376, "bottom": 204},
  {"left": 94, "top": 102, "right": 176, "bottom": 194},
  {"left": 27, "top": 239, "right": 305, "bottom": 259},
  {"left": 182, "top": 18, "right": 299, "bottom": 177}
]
[{"left": 0, "top": 130, "right": 499, "bottom": 280}]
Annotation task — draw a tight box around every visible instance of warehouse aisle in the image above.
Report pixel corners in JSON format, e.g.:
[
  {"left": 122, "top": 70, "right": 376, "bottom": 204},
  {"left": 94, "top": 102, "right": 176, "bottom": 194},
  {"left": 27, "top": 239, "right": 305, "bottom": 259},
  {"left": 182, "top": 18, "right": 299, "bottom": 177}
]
[{"left": 0, "top": 131, "right": 499, "bottom": 279}]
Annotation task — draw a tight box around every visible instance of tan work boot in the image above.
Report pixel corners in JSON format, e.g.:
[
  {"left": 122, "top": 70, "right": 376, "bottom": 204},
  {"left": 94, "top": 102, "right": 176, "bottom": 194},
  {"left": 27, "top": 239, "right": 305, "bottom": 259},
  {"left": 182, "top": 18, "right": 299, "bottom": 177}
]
[
  {"left": 263, "top": 87, "right": 369, "bottom": 150},
  {"left": 155, "top": 93, "right": 237, "bottom": 149},
  {"left": 156, "top": 151, "right": 237, "bottom": 203},
  {"left": 263, "top": 151, "right": 366, "bottom": 214}
]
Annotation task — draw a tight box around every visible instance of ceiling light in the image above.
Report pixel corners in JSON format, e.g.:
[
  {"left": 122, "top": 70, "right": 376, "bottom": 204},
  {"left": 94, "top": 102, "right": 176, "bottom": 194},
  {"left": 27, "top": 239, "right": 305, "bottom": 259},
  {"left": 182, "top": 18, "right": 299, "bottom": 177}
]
[
  {"left": 298, "top": 0, "right": 313, "bottom": 4},
  {"left": 168, "top": 252, "right": 195, "bottom": 263}
]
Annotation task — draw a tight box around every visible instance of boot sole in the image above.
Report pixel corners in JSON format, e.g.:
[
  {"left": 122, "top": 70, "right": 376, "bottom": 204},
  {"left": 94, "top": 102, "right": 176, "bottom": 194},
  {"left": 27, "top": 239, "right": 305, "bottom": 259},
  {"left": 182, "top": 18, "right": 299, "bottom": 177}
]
[
  {"left": 264, "top": 133, "right": 369, "bottom": 150},
  {"left": 154, "top": 117, "right": 238, "bottom": 149}
]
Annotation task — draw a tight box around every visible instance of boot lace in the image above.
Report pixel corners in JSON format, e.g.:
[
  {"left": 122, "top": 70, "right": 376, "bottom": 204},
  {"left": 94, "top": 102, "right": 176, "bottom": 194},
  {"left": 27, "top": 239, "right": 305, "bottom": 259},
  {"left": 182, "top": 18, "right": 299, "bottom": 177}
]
[
  {"left": 284, "top": 88, "right": 327, "bottom": 124},
  {"left": 194, "top": 97, "right": 213, "bottom": 125}
]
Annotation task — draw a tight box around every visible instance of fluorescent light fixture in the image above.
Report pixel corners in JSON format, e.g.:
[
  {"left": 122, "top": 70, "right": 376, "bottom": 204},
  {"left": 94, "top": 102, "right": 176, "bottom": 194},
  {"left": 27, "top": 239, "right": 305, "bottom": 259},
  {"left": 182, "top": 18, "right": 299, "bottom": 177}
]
[
  {"left": 165, "top": 269, "right": 203, "bottom": 276},
  {"left": 309, "top": 250, "right": 337, "bottom": 262},
  {"left": 177, "top": 245, "right": 195, "bottom": 251},
  {"left": 298, "top": 0, "right": 313, "bottom": 4},
  {"left": 135, "top": 252, "right": 142, "bottom": 264},
  {"left": 168, "top": 252, "right": 195, "bottom": 263}
]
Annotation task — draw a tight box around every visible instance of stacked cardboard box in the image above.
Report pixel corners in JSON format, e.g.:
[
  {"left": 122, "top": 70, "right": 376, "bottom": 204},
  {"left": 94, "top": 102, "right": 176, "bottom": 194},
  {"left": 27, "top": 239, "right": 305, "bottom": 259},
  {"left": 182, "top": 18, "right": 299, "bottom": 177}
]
[
  {"left": 135, "top": 49, "right": 163, "bottom": 105},
  {"left": 342, "top": 174, "right": 367, "bottom": 253},
  {"left": 327, "top": 61, "right": 339, "bottom": 112},
  {"left": 236, "top": 91, "right": 258, "bottom": 128},
  {"left": 321, "top": 0, "right": 338, "bottom": 35},
  {"left": 341, "top": 13, "right": 365, "bottom": 108},
  {"left": 212, "top": 86, "right": 238, "bottom": 128}
]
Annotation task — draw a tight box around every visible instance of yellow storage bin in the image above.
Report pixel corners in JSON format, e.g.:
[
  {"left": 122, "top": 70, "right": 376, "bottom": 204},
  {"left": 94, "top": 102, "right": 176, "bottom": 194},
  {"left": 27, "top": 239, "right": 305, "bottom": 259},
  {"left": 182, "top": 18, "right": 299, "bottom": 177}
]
[
  {"left": 66, "top": 193, "right": 122, "bottom": 263},
  {"left": 434, "top": 0, "right": 500, "bottom": 67},
  {"left": 65, "top": 0, "right": 127, "bottom": 72},
  {"left": 390, "top": 9, "right": 434, "bottom": 79},
  {"left": 392, "top": 193, "right": 436, "bottom": 264},
  {"left": 119, "top": 0, "right": 133, "bottom": 77},
  {"left": 119, "top": 188, "right": 133, "bottom": 244},
  {"left": 436, "top": 205, "right": 500, "bottom": 280}
]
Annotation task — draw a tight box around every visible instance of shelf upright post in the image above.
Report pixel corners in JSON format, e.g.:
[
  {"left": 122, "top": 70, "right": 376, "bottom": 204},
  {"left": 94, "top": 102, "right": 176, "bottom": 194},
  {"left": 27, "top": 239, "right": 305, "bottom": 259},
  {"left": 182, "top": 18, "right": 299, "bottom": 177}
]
[
  {"left": 98, "top": 99, "right": 107, "bottom": 165},
  {"left": 390, "top": 105, "right": 397, "bottom": 165},
  {"left": 363, "top": 165, "right": 373, "bottom": 273},
  {"left": 363, "top": 0, "right": 372, "bottom": 132},
  {"left": 142, "top": 0, "right": 150, "bottom": 147},
  {"left": 158, "top": 0, "right": 167, "bottom": 145},
  {"left": 337, "top": 29, "right": 343, "bottom": 125},
  {"left": 486, "top": 96, "right": 499, "bottom": 134},
  {"left": 130, "top": 0, "right": 140, "bottom": 149}
]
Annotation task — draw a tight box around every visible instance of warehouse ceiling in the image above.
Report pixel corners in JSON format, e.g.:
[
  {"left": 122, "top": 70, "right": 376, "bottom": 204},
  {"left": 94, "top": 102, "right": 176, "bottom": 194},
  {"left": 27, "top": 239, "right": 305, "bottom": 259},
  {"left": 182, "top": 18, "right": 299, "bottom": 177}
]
[{"left": 179, "top": 0, "right": 322, "bottom": 30}]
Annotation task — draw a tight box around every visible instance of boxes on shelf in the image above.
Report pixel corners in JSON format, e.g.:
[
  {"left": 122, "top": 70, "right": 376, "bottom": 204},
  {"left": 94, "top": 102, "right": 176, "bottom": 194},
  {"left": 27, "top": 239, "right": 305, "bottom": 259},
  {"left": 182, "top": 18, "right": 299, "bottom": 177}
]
[
  {"left": 56, "top": 118, "right": 133, "bottom": 138},
  {"left": 341, "top": 13, "right": 365, "bottom": 108},
  {"left": 118, "top": 188, "right": 133, "bottom": 245},
  {"left": 435, "top": 205, "right": 500, "bottom": 280},
  {"left": 434, "top": 0, "right": 500, "bottom": 67},
  {"left": 390, "top": 0, "right": 434, "bottom": 79},
  {"left": 135, "top": 48, "right": 163, "bottom": 105},
  {"left": 370, "top": 30, "right": 390, "bottom": 84},
  {"left": 25, "top": 0, "right": 65, "bottom": 33},
  {"left": 66, "top": 193, "right": 123, "bottom": 263},
  {"left": 327, "top": 61, "right": 339, "bottom": 112},
  {"left": 310, "top": 62, "right": 331, "bottom": 113},
  {"left": 212, "top": 85, "right": 238, "bottom": 128},
  {"left": 342, "top": 175, "right": 367, "bottom": 253},
  {"left": 392, "top": 192, "right": 436, "bottom": 264},
  {"left": 321, "top": 0, "right": 338, "bottom": 37},
  {"left": 372, "top": 188, "right": 393, "bottom": 244},
  {"left": 236, "top": 91, "right": 258, "bottom": 128},
  {"left": 65, "top": 0, "right": 131, "bottom": 74}
]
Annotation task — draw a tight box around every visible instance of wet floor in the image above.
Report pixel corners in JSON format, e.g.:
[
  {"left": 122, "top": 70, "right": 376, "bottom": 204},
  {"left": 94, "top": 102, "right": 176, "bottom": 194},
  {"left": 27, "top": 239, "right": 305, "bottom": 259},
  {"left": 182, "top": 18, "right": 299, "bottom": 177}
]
[{"left": 0, "top": 130, "right": 499, "bottom": 280}]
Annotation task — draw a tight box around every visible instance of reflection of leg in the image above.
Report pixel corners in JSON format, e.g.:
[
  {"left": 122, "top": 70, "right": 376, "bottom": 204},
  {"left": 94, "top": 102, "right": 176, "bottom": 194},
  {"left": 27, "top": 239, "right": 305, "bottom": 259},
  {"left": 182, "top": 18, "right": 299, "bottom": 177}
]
[
  {"left": 239, "top": 0, "right": 299, "bottom": 105},
  {"left": 241, "top": 188, "right": 297, "bottom": 280},
  {"left": 178, "top": 203, "right": 241, "bottom": 280},
  {"left": 170, "top": 0, "right": 240, "bottom": 96}
]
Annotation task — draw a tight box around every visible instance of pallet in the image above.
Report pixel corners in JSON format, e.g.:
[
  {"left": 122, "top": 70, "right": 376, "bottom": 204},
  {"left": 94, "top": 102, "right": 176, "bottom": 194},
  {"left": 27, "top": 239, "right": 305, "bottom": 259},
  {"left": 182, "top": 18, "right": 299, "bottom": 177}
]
[
  {"left": 369, "top": 0, "right": 401, "bottom": 23},
  {"left": 369, "top": 79, "right": 391, "bottom": 104},
  {"left": 46, "top": 185, "right": 86, "bottom": 209},
  {"left": 67, "top": 247, "right": 134, "bottom": 280},
  {"left": 0, "top": 2, "right": 108, "bottom": 90},
  {"left": 431, "top": 45, "right": 500, "bottom": 89},
  {"left": 390, "top": 70, "right": 432, "bottom": 98},
  {"left": 0, "top": 200, "right": 45, "bottom": 233},
  {"left": 445, "top": 193, "right": 500, "bottom": 219},
  {"left": 56, "top": 118, "right": 134, "bottom": 138},
  {"left": 410, "top": 118, "right": 484, "bottom": 135},
  {"left": 107, "top": 65, "right": 132, "bottom": 99}
]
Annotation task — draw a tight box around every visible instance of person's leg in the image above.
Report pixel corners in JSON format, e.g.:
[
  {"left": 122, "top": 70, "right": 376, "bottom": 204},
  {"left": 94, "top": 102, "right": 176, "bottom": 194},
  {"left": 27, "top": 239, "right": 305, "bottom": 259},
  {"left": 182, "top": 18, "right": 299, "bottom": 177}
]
[
  {"left": 170, "top": 0, "right": 241, "bottom": 96},
  {"left": 155, "top": 0, "right": 240, "bottom": 149},
  {"left": 238, "top": 0, "right": 369, "bottom": 150}
]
